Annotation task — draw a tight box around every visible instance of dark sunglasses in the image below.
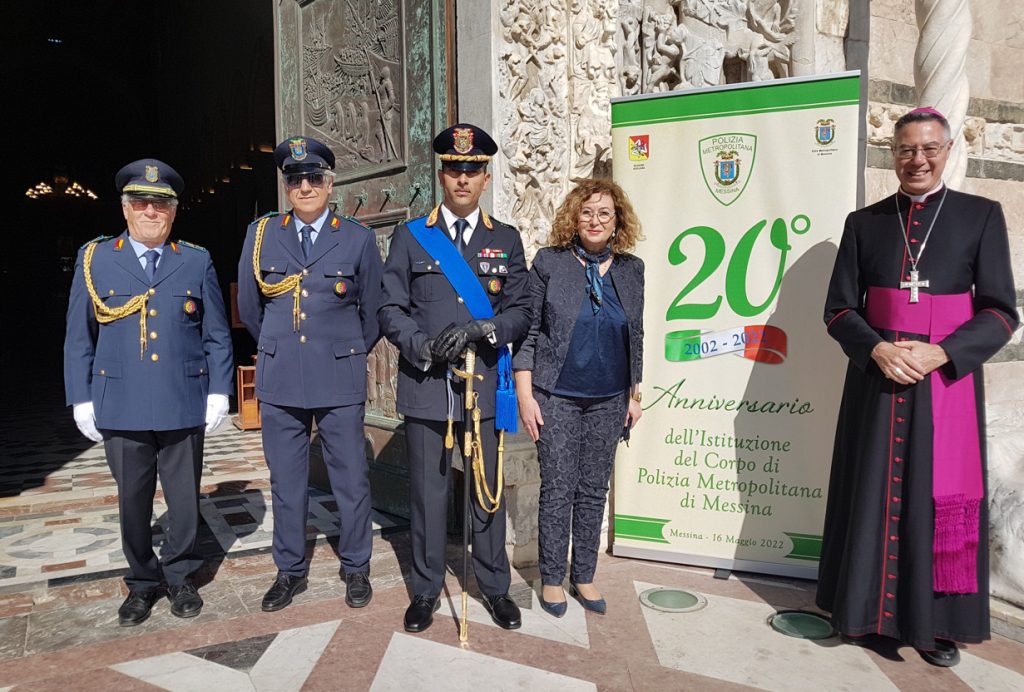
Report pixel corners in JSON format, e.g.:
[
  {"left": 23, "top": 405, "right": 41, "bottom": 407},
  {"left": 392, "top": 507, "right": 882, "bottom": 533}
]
[
  {"left": 126, "top": 197, "right": 175, "bottom": 213},
  {"left": 285, "top": 172, "right": 327, "bottom": 189}
]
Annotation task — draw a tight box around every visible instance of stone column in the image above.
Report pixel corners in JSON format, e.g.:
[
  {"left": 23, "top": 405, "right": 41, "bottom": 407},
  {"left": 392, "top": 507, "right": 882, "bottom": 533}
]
[
  {"left": 789, "top": 0, "right": 816, "bottom": 76},
  {"left": 913, "top": 0, "right": 972, "bottom": 187}
]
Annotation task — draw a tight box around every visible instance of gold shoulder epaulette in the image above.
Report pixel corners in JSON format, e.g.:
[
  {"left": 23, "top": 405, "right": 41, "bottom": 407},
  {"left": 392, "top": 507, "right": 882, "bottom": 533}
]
[
  {"left": 481, "top": 210, "right": 494, "bottom": 230},
  {"left": 79, "top": 235, "right": 112, "bottom": 250},
  {"left": 425, "top": 205, "right": 440, "bottom": 227},
  {"left": 177, "top": 240, "right": 208, "bottom": 253}
]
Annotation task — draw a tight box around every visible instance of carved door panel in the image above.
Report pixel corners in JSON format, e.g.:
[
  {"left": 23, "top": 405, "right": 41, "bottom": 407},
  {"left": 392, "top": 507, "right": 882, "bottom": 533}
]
[{"left": 275, "top": 0, "right": 448, "bottom": 422}]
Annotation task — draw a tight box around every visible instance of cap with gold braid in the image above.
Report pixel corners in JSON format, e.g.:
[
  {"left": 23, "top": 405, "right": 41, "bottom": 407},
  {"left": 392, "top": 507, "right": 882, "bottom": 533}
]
[
  {"left": 115, "top": 158, "right": 183, "bottom": 199},
  {"left": 433, "top": 123, "right": 497, "bottom": 172}
]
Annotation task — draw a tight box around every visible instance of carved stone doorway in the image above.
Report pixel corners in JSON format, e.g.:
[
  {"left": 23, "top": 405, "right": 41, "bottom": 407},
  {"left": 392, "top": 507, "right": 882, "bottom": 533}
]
[{"left": 274, "top": 0, "right": 452, "bottom": 519}]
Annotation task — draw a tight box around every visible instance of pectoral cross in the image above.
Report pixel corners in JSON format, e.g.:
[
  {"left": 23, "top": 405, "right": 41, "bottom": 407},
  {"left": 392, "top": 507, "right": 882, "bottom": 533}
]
[{"left": 900, "top": 270, "right": 929, "bottom": 304}]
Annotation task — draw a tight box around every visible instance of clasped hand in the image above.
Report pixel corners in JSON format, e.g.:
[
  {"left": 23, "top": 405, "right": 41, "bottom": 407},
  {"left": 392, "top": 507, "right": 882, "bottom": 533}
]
[
  {"left": 870, "top": 340, "right": 949, "bottom": 385},
  {"left": 429, "top": 320, "right": 496, "bottom": 363}
]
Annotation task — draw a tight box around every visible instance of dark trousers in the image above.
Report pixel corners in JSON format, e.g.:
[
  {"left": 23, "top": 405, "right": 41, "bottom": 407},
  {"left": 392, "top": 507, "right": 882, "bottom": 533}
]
[
  {"left": 405, "top": 416, "right": 510, "bottom": 598},
  {"left": 261, "top": 402, "right": 371, "bottom": 577},
  {"left": 535, "top": 390, "right": 627, "bottom": 586},
  {"left": 102, "top": 427, "right": 205, "bottom": 590}
]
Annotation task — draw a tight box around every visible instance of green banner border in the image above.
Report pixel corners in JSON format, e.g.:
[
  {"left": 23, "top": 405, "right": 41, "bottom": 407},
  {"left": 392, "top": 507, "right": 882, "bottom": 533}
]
[
  {"left": 612, "top": 74, "right": 859, "bottom": 128},
  {"left": 783, "top": 532, "right": 823, "bottom": 561},
  {"left": 614, "top": 514, "right": 671, "bottom": 544}
]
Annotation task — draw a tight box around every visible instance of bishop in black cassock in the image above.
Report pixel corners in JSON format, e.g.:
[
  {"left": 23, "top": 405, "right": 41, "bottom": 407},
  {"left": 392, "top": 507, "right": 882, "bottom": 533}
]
[{"left": 818, "top": 108, "right": 1018, "bottom": 667}]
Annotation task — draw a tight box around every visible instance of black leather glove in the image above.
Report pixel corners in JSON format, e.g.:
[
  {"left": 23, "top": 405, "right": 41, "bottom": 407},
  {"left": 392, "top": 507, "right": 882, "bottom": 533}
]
[{"left": 432, "top": 320, "right": 496, "bottom": 363}]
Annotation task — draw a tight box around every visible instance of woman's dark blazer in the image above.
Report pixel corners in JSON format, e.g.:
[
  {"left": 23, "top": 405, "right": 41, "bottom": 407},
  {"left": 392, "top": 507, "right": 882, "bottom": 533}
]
[{"left": 513, "top": 246, "right": 644, "bottom": 392}]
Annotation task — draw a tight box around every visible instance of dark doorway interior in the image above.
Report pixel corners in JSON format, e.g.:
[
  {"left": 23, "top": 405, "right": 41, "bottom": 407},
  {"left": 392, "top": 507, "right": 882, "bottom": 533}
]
[{"left": 3, "top": 2, "right": 277, "bottom": 409}]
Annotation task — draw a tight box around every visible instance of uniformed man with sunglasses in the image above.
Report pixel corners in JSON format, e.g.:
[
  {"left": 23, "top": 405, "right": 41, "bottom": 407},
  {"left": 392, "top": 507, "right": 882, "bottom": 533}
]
[
  {"left": 237, "top": 136, "right": 383, "bottom": 613},
  {"left": 64, "top": 159, "right": 234, "bottom": 626}
]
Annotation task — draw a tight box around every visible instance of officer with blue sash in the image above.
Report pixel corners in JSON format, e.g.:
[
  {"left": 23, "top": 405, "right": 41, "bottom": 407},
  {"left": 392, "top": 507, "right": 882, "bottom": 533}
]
[
  {"left": 64, "top": 159, "right": 234, "bottom": 626},
  {"left": 379, "top": 124, "right": 531, "bottom": 632},
  {"left": 237, "top": 136, "right": 383, "bottom": 613}
]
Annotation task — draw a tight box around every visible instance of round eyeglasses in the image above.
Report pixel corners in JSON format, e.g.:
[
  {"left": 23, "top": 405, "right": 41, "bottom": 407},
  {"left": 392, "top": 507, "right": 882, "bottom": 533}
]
[{"left": 579, "top": 209, "right": 615, "bottom": 223}]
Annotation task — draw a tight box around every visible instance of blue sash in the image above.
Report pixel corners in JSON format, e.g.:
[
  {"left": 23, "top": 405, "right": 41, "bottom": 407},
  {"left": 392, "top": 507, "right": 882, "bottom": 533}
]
[{"left": 406, "top": 216, "right": 518, "bottom": 433}]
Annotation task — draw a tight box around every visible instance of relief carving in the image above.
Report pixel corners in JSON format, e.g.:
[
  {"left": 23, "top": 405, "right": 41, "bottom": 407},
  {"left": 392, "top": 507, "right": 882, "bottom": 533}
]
[
  {"left": 366, "top": 229, "right": 400, "bottom": 420},
  {"left": 495, "top": 0, "right": 807, "bottom": 258},
  {"left": 300, "top": 0, "right": 406, "bottom": 181}
]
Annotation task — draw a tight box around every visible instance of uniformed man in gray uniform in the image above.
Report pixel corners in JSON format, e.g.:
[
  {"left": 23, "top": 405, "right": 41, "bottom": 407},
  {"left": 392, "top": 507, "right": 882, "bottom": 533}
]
[
  {"left": 237, "top": 136, "right": 383, "bottom": 612},
  {"left": 64, "top": 159, "right": 233, "bottom": 626}
]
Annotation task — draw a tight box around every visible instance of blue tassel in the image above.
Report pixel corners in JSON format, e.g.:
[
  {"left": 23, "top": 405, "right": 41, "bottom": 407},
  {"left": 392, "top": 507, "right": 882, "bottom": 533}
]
[{"left": 495, "top": 346, "right": 518, "bottom": 433}]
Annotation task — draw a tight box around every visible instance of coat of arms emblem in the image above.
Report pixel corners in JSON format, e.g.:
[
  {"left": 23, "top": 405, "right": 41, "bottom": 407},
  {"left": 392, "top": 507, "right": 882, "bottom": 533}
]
[
  {"left": 815, "top": 119, "right": 836, "bottom": 146},
  {"left": 453, "top": 127, "right": 474, "bottom": 154},
  {"left": 145, "top": 165, "right": 159, "bottom": 182},
  {"left": 289, "top": 138, "right": 308, "bottom": 161}
]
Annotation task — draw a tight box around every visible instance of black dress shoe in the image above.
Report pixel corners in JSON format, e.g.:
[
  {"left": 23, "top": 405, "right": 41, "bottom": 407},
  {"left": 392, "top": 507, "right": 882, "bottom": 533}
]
[
  {"left": 404, "top": 595, "right": 440, "bottom": 633},
  {"left": 168, "top": 582, "right": 204, "bottom": 618},
  {"left": 118, "top": 589, "right": 160, "bottom": 627},
  {"left": 345, "top": 572, "right": 372, "bottom": 608},
  {"left": 917, "top": 639, "right": 960, "bottom": 667},
  {"left": 261, "top": 573, "right": 308, "bottom": 612},
  {"left": 483, "top": 593, "right": 522, "bottom": 630}
]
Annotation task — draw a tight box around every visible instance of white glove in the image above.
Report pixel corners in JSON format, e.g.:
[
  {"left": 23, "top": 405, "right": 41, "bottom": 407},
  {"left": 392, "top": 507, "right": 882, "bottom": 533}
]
[
  {"left": 73, "top": 402, "right": 103, "bottom": 443},
  {"left": 205, "top": 394, "right": 230, "bottom": 434}
]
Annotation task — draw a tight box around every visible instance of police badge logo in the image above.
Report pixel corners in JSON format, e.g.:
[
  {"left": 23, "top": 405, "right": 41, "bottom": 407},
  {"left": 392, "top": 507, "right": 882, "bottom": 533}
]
[
  {"left": 334, "top": 280, "right": 347, "bottom": 297},
  {"left": 289, "top": 138, "right": 308, "bottom": 161},
  {"left": 183, "top": 299, "right": 197, "bottom": 315},
  {"left": 487, "top": 278, "right": 502, "bottom": 295},
  {"left": 453, "top": 127, "right": 474, "bottom": 154},
  {"left": 699, "top": 133, "right": 757, "bottom": 207},
  {"left": 145, "top": 165, "right": 160, "bottom": 183},
  {"left": 815, "top": 119, "right": 836, "bottom": 146}
]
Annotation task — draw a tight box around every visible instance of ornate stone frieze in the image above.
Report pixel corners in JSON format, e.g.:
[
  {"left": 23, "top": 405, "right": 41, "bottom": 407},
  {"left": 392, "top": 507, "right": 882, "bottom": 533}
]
[{"left": 496, "top": 1, "right": 811, "bottom": 258}]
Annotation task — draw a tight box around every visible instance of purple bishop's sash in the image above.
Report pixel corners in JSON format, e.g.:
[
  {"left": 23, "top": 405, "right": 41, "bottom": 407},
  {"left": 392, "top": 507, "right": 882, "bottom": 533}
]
[{"left": 865, "top": 287, "right": 982, "bottom": 594}]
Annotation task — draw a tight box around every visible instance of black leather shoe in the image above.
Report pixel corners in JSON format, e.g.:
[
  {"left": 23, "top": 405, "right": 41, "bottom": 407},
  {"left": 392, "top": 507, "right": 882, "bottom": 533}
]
[
  {"left": 483, "top": 593, "right": 522, "bottom": 630},
  {"left": 917, "top": 639, "right": 960, "bottom": 667},
  {"left": 118, "top": 589, "right": 160, "bottom": 627},
  {"left": 404, "top": 595, "right": 440, "bottom": 633},
  {"left": 168, "top": 582, "right": 204, "bottom": 618},
  {"left": 345, "top": 572, "right": 372, "bottom": 608},
  {"left": 261, "top": 573, "right": 308, "bottom": 612}
]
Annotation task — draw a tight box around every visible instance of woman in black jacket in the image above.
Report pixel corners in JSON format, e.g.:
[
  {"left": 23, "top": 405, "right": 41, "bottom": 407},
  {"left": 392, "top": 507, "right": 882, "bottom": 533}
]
[{"left": 514, "top": 178, "right": 644, "bottom": 616}]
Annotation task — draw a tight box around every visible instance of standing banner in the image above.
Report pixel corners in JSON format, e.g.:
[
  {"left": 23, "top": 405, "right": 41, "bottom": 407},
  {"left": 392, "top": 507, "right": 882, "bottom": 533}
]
[{"left": 611, "top": 72, "right": 861, "bottom": 579}]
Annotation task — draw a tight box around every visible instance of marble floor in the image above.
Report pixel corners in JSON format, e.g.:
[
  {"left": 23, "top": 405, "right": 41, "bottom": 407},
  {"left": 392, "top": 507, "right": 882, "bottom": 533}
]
[{"left": 1, "top": 391, "right": 1023, "bottom": 690}]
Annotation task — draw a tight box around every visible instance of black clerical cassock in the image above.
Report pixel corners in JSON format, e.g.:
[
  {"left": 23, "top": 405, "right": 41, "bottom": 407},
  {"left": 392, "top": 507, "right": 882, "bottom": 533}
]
[{"left": 817, "top": 186, "right": 1018, "bottom": 650}]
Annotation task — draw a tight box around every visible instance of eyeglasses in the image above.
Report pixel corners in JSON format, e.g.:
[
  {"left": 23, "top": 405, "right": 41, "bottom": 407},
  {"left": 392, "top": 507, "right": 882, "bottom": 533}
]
[
  {"left": 579, "top": 209, "right": 615, "bottom": 223},
  {"left": 893, "top": 144, "right": 948, "bottom": 160},
  {"left": 126, "top": 198, "right": 175, "bottom": 213},
  {"left": 285, "top": 172, "right": 327, "bottom": 189}
]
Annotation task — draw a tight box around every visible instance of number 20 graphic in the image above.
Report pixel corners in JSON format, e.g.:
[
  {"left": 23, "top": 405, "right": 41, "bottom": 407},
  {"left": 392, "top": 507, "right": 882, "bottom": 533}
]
[{"left": 666, "top": 215, "right": 811, "bottom": 320}]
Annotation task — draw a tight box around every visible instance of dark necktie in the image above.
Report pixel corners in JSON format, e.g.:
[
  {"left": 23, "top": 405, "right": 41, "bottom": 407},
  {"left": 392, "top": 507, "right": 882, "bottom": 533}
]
[
  {"left": 453, "top": 218, "right": 469, "bottom": 254},
  {"left": 143, "top": 249, "right": 159, "bottom": 282},
  {"left": 300, "top": 225, "right": 314, "bottom": 261}
]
